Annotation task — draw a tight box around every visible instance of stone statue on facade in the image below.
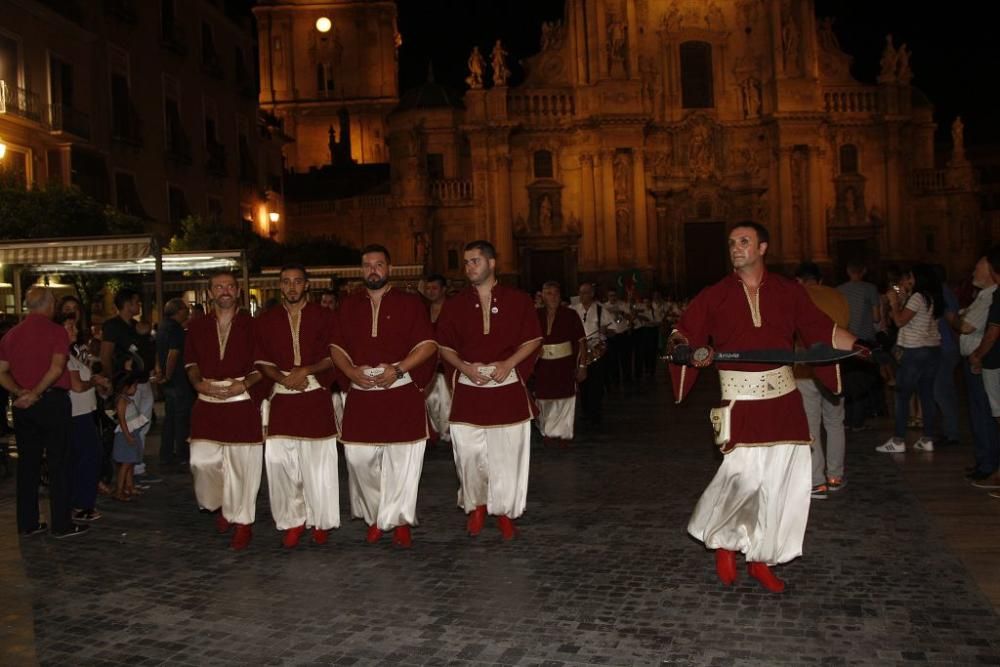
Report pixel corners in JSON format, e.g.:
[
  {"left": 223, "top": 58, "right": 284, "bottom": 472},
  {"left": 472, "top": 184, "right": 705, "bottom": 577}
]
[
  {"left": 491, "top": 40, "right": 511, "bottom": 87},
  {"left": 540, "top": 21, "right": 564, "bottom": 52},
  {"left": 661, "top": 4, "right": 681, "bottom": 32},
  {"left": 466, "top": 46, "right": 486, "bottom": 89},
  {"left": 897, "top": 43, "right": 912, "bottom": 85},
  {"left": 688, "top": 123, "right": 715, "bottom": 178},
  {"left": 878, "top": 34, "right": 897, "bottom": 83},
  {"left": 607, "top": 14, "right": 627, "bottom": 73},
  {"left": 705, "top": 1, "right": 725, "bottom": 31},
  {"left": 538, "top": 195, "right": 553, "bottom": 233},
  {"left": 781, "top": 10, "right": 800, "bottom": 74},
  {"left": 740, "top": 78, "right": 762, "bottom": 119},
  {"left": 818, "top": 17, "right": 841, "bottom": 53},
  {"left": 951, "top": 116, "right": 966, "bottom": 163},
  {"left": 613, "top": 152, "right": 630, "bottom": 203}
]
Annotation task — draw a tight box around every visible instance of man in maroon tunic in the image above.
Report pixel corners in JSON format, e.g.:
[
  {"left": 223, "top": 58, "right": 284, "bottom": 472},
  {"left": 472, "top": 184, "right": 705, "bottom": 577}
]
[
  {"left": 436, "top": 241, "right": 542, "bottom": 540},
  {"left": 185, "top": 272, "right": 266, "bottom": 550},
  {"left": 534, "top": 281, "right": 587, "bottom": 445},
  {"left": 331, "top": 245, "right": 437, "bottom": 548},
  {"left": 668, "top": 223, "right": 861, "bottom": 592},
  {"left": 255, "top": 264, "right": 339, "bottom": 549}
]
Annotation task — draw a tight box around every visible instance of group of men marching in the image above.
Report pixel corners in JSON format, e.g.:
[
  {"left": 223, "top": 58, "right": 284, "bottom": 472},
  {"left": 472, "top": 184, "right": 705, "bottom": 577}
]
[{"left": 185, "top": 240, "right": 543, "bottom": 551}]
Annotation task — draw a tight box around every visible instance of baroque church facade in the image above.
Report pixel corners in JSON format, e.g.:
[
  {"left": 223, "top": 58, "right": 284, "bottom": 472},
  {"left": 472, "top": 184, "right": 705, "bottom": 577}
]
[{"left": 257, "top": 0, "right": 981, "bottom": 294}]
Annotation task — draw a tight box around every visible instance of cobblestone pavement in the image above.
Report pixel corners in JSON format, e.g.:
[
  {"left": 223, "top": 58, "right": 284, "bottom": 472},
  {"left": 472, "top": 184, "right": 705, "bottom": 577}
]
[{"left": 4, "top": 376, "right": 1000, "bottom": 666}]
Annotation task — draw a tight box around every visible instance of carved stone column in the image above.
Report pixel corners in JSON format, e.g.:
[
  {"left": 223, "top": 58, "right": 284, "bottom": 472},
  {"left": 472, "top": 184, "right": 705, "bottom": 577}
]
[
  {"left": 579, "top": 154, "right": 598, "bottom": 267},
  {"left": 632, "top": 150, "right": 649, "bottom": 266},
  {"left": 600, "top": 150, "right": 618, "bottom": 266},
  {"left": 494, "top": 153, "right": 515, "bottom": 274},
  {"left": 777, "top": 145, "right": 797, "bottom": 263},
  {"left": 807, "top": 146, "right": 828, "bottom": 261}
]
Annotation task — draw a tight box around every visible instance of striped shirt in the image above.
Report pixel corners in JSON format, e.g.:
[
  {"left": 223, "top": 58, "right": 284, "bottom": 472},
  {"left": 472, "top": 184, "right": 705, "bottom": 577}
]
[{"left": 898, "top": 293, "right": 941, "bottom": 348}]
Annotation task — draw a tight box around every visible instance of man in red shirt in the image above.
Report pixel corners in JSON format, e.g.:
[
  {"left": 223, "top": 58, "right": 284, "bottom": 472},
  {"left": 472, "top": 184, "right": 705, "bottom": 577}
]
[
  {"left": 436, "top": 241, "right": 542, "bottom": 540},
  {"left": 255, "top": 264, "right": 339, "bottom": 548},
  {"left": 185, "top": 272, "right": 266, "bottom": 550},
  {"left": 0, "top": 287, "right": 86, "bottom": 538},
  {"left": 534, "top": 281, "right": 587, "bottom": 445},
  {"left": 331, "top": 245, "right": 437, "bottom": 548},
  {"left": 668, "top": 222, "right": 859, "bottom": 592}
]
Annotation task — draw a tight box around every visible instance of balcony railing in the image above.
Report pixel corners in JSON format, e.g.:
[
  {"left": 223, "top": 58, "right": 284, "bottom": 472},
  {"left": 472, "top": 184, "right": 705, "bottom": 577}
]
[
  {"left": 430, "top": 179, "right": 473, "bottom": 203},
  {"left": 508, "top": 90, "right": 576, "bottom": 122},
  {"left": 823, "top": 86, "right": 879, "bottom": 114},
  {"left": 206, "top": 141, "right": 227, "bottom": 176},
  {"left": 909, "top": 168, "right": 979, "bottom": 194},
  {"left": 49, "top": 104, "right": 91, "bottom": 140},
  {"left": 0, "top": 81, "right": 46, "bottom": 125},
  {"left": 164, "top": 128, "right": 192, "bottom": 164}
]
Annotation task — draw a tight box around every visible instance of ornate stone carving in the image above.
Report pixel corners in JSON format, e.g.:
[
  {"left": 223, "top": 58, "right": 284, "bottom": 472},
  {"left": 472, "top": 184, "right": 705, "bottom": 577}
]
[
  {"left": 897, "top": 44, "right": 912, "bottom": 85},
  {"left": 739, "top": 77, "right": 762, "bottom": 119},
  {"left": 781, "top": 5, "right": 800, "bottom": 75},
  {"left": 951, "top": 116, "right": 966, "bottom": 164},
  {"left": 491, "top": 40, "right": 510, "bottom": 86},
  {"left": 639, "top": 55, "right": 661, "bottom": 115},
  {"left": 878, "top": 34, "right": 897, "bottom": 83},
  {"left": 606, "top": 12, "right": 628, "bottom": 75},
  {"left": 687, "top": 120, "right": 717, "bottom": 179},
  {"left": 660, "top": 4, "right": 681, "bottom": 33},
  {"left": 538, "top": 194, "right": 553, "bottom": 233},
  {"left": 705, "top": 1, "right": 726, "bottom": 31},
  {"left": 466, "top": 46, "right": 485, "bottom": 89},
  {"left": 540, "top": 20, "right": 565, "bottom": 52}
]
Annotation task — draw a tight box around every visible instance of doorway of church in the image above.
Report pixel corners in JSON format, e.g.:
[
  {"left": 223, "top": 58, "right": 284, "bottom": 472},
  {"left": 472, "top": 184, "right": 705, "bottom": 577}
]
[
  {"left": 527, "top": 249, "right": 567, "bottom": 295},
  {"left": 683, "top": 221, "right": 728, "bottom": 296}
]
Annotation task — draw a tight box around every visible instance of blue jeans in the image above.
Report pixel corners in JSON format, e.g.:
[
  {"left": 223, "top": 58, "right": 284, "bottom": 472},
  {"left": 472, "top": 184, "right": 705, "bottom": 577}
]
[
  {"left": 894, "top": 346, "right": 940, "bottom": 439},
  {"left": 71, "top": 412, "right": 102, "bottom": 510},
  {"left": 963, "top": 360, "right": 1000, "bottom": 474},
  {"left": 934, "top": 345, "right": 961, "bottom": 441}
]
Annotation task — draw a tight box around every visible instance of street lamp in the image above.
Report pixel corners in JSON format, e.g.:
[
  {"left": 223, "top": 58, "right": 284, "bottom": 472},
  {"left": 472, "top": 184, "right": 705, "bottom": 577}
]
[
  {"left": 268, "top": 211, "right": 280, "bottom": 238},
  {"left": 315, "top": 16, "right": 332, "bottom": 33},
  {"left": 0, "top": 141, "right": 6, "bottom": 160}
]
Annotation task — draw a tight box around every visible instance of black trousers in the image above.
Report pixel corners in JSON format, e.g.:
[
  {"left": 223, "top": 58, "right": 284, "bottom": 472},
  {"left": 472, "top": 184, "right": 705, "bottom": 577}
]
[
  {"left": 14, "top": 390, "right": 73, "bottom": 533},
  {"left": 160, "top": 385, "right": 193, "bottom": 464},
  {"left": 634, "top": 327, "right": 659, "bottom": 378}
]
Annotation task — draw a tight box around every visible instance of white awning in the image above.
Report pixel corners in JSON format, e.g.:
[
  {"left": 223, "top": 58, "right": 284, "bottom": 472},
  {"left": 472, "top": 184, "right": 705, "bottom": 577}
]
[{"left": 0, "top": 235, "right": 155, "bottom": 265}]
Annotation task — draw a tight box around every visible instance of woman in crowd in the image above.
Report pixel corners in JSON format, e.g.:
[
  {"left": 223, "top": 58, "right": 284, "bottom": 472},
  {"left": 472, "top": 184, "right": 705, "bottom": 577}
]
[{"left": 877, "top": 264, "right": 944, "bottom": 453}]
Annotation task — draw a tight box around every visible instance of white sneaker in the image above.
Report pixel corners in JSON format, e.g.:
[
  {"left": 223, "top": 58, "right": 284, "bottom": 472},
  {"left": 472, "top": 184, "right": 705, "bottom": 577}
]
[
  {"left": 876, "top": 437, "right": 906, "bottom": 453},
  {"left": 913, "top": 437, "right": 935, "bottom": 452}
]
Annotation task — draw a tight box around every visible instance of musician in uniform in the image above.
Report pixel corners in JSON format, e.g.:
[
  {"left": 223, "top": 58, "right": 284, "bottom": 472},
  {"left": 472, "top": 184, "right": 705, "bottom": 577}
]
[
  {"left": 436, "top": 241, "right": 542, "bottom": 540},
  {"left": 602, "top": 290, "right": 633, "bottom": 387},
  {"left": 185, "top": 272, "right": 266, "bottom": 550},
  {"left": 668, "top": 222, "right": 861, "bottom": 593},
  {"left": 533, "top": 282, "right": 587, "bottom": 445},
  {"left": 571, "top": 283, "right": 610, "bottom": 425},
  {"left": 255, "top": 264, "right": 340, "bottom": 549},
  {"left": 331, "top": 245, "right": 437, "bottom": 548},
  {"left": 422, "top": 274, "right": 452, "bottom": 445}
]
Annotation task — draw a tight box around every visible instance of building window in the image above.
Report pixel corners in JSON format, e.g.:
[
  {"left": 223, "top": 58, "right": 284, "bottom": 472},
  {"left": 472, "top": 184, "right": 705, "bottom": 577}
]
[
  {"left": 115, "top": 171, "right": 147, "bottom": 217},
  {"left": 0, "top": 146, "right": 29, "bottom": 188},
  {"left": 316, "top": 63, "right": 334, "bottom": 95},
  {"left": 0, "top": 32, "right": 22, "bottom": 90},
  {"left": 207, "top": 196, "right": 223, "bottom": 224},
  {"left": 680, "top": 41, "right": 714, "bottom": 109},
  {"left": 426, "top": 153, "right": 444, "bottom": 180},
  {"left": 168, "top": 185, "right": 189, "bottom": 230},
  {"left": 447, "top": 248, "right": 459, "bottom": 271},
  {"left": 839, "top": 144, "right": 858, "bottom": 174},
  {"left": 533, "top": 150, "right": 553, "bottom": 179}
]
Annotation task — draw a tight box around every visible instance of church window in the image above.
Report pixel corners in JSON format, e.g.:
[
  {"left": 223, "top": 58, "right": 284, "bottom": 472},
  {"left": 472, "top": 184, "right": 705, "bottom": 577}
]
[
  {"left": 839, "top": 144, "right": 858, "bottom": 174},
  {"left": 680, "top": 42, "right": 714, "bottom": 109},
  {"left": 533, "top": 150, "right": 553, "bottom": 178}
]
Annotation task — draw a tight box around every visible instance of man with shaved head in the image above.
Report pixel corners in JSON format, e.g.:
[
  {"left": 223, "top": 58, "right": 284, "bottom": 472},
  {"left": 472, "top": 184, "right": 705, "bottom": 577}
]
[{"left": 0, "top": 287, "right": 87, "bottom": 538}]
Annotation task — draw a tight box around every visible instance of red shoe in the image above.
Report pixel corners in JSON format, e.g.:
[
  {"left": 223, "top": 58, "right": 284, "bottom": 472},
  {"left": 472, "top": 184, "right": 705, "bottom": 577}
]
[
  {"left": 392, "top": 525, "right": 412, "bottom": 549},
  {"left": 215, "top": 513, "right": 231, "bottom": 534},
  {"left": 497, "top": 515, "right": 519, "bottom": 540},
  {"left": 747, "top": 562, "right": 786, "bottom": 593},
  {"left": 467, "top": 505, "right": 486, "bottom": 536},
  {"left": 312, "top": 528, "right": 329, "bottom": 545},
  {"left": 282, "top": 524, "right": 306, "bottom": 549},
  {"left": 365, "top": 524, "right": 383, "bottom": 544},
  {"left": 715, "top": 549, "right": 737, "bottom": 586},
  {"left": 230, "top": 524, "right": 252, "bottom": 551}
]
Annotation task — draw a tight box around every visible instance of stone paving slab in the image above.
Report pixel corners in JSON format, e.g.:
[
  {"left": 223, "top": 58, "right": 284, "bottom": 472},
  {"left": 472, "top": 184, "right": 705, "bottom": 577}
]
[{"left": 5, "top": 377, "right": 1000, "bottom": 666}]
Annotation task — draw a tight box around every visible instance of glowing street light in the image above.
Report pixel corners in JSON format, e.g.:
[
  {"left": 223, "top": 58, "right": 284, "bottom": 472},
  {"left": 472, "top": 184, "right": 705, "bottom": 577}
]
[
  {"left": 268, "top": 211, "right": 280, "bottom": 224},
  {"left": 0, "top": 141, "right": 6, "bottom": 159},
  {"left": 315, "top": 16, "right": 332, "bottom": 33}
]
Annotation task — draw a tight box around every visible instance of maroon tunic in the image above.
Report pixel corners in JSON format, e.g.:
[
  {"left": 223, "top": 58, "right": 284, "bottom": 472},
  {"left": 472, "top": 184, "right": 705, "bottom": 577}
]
[
  {"left": 670, "top": 270, "right": 839, "bottom": 451},
  {"left": 435, "top": 284, "right": 543, "bottom": 427},
  {"left": 184, "top": 311, "right": 263, "bottom": 445},
  {"left": 254, "top": 302, "right": 338, "bottom": 440},
  {"left": 331, "top": 287, "right": 437, "bottom": 445},
  {"left": 534, "top": 306, "right": 586, "bottom": 400}
]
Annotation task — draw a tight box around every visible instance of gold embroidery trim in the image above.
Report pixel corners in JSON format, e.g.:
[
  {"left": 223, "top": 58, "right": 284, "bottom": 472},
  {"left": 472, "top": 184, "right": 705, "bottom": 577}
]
[
  {"left": 216, "top": 317, "right": 233, "bottom": 361},
  {"left": 285, "top": 306, "right": 302, "bottom": 366},
  {"left": 370, "top": 296, "right": 382, "bottom": 337},
  {"left": 741, "top": 282, "right": 762, "bottom": 328}
]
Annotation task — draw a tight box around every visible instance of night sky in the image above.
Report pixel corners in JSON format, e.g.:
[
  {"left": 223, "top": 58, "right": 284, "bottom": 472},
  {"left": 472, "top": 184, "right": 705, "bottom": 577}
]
[{"left": 395, "top": 1, "right": 1000, "bottom": 148}]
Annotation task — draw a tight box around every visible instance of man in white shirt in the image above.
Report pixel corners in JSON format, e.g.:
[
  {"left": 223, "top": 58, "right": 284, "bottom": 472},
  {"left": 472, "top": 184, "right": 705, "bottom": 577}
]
[
  {"left": 571, "top": 283, "right": 609, "bottom": 425},
  {"left": 602, "top": 291, "right": 633, "bottom": 387},
  {"left": 961, "top": 255, "right": 999, "bottom": 482}
]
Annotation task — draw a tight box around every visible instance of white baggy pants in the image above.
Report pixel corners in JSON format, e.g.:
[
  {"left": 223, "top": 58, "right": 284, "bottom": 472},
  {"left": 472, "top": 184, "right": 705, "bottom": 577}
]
[
  {"left": 343, "top": 441, "right": 426, "bottom": 530},
  {"left": 189, "top": 441, "right": 263, "bottom": 525},
  {"left": 264, "top": 437, "right": 340, "bottom": 531},
  {"left": 451, "top": 421, "right": 531, "bottom": 518}
]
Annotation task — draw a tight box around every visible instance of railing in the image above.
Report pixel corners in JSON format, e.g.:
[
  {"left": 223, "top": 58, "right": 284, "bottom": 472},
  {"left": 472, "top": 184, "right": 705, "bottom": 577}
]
[
  {"left": 823, "top": 86, "right": 879, "bottom": 114},
  {"left": 430, "top": 179, "right": 473, "bottom": 202},
  {"left": 287, "top": 194, "right": 392, "bottom": 217},
  {"left": 507, "top": 90, "right": 576, "bottom": 121},
  {"left": 49, "top": 104, "right": 91, "bottom": 140},
  {"left": 909, "top": 168, "right": 978, "bottom": 194},
  {"left": 0, "top": 81, "right": 45, "bottom": 124}
]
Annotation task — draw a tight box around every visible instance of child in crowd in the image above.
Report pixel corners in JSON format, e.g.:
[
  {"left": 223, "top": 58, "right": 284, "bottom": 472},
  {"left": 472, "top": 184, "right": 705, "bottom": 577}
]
[{"left": 112, "top": 370, "right": 147, "bottom": 501}]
